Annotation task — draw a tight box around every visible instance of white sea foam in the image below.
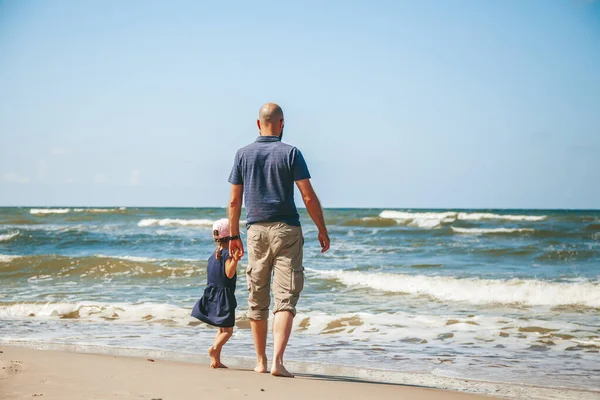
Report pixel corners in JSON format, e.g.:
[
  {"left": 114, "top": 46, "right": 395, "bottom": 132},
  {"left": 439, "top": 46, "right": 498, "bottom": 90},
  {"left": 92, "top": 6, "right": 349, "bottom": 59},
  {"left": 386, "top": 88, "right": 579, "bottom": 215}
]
[
  {"left": 292, "top": 310, "right": 586, "bottom": 344},
  {"left": 110, "top": 255, "right": 201, "bottom": 266},
  {"left": 94, "top": 254, "right": 159, "bottom": 263},
  {"left": 308, "top": 269, "right": 600, "bottom": 308},
  {"left": 379, "top": 211, "right": 457, "bottom": 229},
  {"left": 0, "top": 232, "right": 19, "bottom": 242},
  {"left": 31, "top": 207, "right": 124, "bottom": 215},
  {"left": 0, "top": 301, "right": 517, "bottom": 334},
  {"left": 451, "top": 227, "right": 534, "bottom": 234},
  {"left": 0, "top": 301, "right": 193, "bottom": 325},
  {"left": 73, "top": 208, "right": 120, "bottom": 213},
  {"left": 27, "top": 275, "right": 54, "bottom": 283},
  {"left": 456, "top": 212, "right": 546, "bottom": 222},
  {"left": 379, "top": 210, "right": 547, "bottom": 228},
  {"left": 2, "top": 301, "right": 589, "bottom": 357},
  {"left": 0, "top": 254, "right": 20, "bottom": 262},
  {"left": 138, "top": 218, "right": 215, "bottom": 227},
  {"left": 30, "top": 208, "right": 70, "bottom": 215}
]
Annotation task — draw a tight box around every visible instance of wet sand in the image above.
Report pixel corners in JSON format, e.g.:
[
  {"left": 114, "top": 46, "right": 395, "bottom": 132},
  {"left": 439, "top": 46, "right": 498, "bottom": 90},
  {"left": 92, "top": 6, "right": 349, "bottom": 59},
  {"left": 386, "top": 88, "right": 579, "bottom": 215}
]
[{"left": 1, "top": 346, "right": 495, "bottom": 400}]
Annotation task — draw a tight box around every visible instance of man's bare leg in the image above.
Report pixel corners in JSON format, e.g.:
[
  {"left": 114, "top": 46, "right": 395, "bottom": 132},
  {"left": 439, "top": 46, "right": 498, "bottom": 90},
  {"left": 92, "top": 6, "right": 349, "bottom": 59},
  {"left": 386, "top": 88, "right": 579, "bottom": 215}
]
[
  {"left": 250, "top": 319, "right": 268, "bottom": 373},
  {"left": 271, "top": 310, "right": 294, "bottom": 377}
]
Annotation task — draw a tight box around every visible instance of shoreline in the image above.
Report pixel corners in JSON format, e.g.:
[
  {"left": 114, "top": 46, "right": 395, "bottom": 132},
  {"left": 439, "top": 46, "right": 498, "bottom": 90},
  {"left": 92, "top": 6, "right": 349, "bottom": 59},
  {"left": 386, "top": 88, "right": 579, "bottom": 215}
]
[
  {"left": 1, "top": 343, "right": 598, "bottom": 400},
  {"left": 1, "top": 345, "right": 493, "bottom": 400}
]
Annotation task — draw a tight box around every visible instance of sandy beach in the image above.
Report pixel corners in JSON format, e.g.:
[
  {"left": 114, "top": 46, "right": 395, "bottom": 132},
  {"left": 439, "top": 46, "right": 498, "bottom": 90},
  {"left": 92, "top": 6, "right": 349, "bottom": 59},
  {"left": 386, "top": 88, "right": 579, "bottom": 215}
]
[{"left": 0, "top": 346, "right": 498, "bottom": 400}]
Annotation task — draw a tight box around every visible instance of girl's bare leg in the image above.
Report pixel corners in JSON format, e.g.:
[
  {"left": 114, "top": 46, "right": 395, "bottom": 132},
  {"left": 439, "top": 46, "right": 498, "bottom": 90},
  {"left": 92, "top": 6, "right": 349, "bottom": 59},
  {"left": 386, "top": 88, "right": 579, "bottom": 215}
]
[{"left": 208, "top": 327, "right": 233, "bottom": 368}]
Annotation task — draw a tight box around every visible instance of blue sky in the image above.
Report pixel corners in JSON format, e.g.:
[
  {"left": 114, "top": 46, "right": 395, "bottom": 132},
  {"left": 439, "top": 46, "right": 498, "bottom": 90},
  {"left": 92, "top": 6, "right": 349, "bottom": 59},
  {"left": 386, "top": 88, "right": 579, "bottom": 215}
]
[{"left": 1, "top": 0, "right": 599, "bottom": 209}]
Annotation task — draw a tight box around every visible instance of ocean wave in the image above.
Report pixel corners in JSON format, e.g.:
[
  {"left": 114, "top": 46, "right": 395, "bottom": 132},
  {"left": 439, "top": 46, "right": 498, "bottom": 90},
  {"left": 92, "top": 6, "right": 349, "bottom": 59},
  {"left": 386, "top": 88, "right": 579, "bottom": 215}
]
[
  {"left": 451, "top": 227, "right": 534, "bottom": 235},
  {"left": 138, "top": 218, "right": 215, "bottom": 227},
  {"left": 6, "top": 223, "right": 119, "bottom": 234},
  {"left": 584, "top": 223, "right": 600, "bottom": 232},
  {"left": 30, "top": 208, "right": 127, "bottom": 216},
  {"left": 379, "top": 211, "right": 457, "bottom": 229},
  {"left": 342, "top": 217, "right": 398, "bottom": 228},
  {"left": 308, "top": 269, "right": 600, "bottom": 308},
  {"left": 0, "top": 301, "right": 194, "bottom": 325},
  {"left": 379, "top": 210, "right": 547, "bottom": 229},
  {"left": 472, "top": 247, "right": 539, "bottom": 257},
  {"left": 0, "top": 302, "right": 381, "bottom": 332},
  {"left": 30, "top": 208, "right": 70, "bottom": 215},
  {"left": 94, "top": 254, "right": 159, "bottom": 263},
  {"left": 536, "top": 249, "right": 597, "bottom": 262},
  {"left": 0, "top": 254, "right": 204, "bottom": 279},
  {"left": 0, "top": 231, "right": 19, "bottom": 242},
  {"left": 0, "top": 254, "right": 21, "bottom": 263},
  {"left": 0, "top": 219, "right": 41, "bottom": 225},
  {"left": 292, "top": 311, "right": 591, "bottom": 346},
  {"left": 73, "top": 208, "right": 126, "bottom": 213},
  {"left": 2, "top": 302, "right": 593, "bottom": 354},
  {"left": 456, "top": 212, "right": 546, "bottom": 222}
]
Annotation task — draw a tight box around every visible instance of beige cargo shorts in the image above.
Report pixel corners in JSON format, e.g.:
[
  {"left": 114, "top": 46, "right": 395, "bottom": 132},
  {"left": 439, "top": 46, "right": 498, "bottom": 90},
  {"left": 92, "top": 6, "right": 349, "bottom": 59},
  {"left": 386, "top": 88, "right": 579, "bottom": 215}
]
[{"left": 246, "top": 222, "right": 304, "bottom": 320}]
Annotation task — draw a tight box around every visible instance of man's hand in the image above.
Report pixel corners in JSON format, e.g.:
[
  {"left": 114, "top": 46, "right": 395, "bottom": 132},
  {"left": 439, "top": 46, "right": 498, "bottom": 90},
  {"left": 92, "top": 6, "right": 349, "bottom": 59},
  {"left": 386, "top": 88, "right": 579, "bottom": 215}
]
[
  {"left": 229, "top": 238, "right": 244, "bottom": 259},
  {"left": 296, "top": 179, "right": 330, "bottom": 254},
  {"left": 318, "top": 230, "right": 330, "bottom": 253}
]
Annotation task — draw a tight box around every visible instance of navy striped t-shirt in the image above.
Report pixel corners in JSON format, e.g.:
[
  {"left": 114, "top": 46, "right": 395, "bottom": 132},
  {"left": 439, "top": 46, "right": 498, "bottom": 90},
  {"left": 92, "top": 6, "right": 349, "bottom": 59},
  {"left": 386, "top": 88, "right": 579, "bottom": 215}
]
[{"left": 228, "top": 136, "right": 311, "bottom": 227}]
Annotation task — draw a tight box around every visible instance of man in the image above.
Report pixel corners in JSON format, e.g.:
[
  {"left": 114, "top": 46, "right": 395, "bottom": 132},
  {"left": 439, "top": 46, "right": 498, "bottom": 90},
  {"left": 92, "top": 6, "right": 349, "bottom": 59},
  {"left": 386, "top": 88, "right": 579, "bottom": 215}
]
[{"left": 228, "top": 102, "right": 330, "bottom": 378}]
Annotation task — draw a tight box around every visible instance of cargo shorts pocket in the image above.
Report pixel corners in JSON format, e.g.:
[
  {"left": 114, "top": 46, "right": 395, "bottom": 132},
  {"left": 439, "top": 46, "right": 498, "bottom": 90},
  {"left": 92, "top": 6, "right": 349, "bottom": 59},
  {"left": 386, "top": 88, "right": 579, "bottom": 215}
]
[
  {"left": 290, "top": 266, "right": 304, "bottom": 295},
  {"left": 248, "top": 231, "right": 263, "bottom": 258}
]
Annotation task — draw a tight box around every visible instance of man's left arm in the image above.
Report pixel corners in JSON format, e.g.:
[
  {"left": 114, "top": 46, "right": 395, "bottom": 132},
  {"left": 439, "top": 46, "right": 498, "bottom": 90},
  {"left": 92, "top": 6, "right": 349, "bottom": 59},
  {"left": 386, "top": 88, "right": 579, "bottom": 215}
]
[{"left": 292, "top": 147, "right": 330, "bottom": 253}]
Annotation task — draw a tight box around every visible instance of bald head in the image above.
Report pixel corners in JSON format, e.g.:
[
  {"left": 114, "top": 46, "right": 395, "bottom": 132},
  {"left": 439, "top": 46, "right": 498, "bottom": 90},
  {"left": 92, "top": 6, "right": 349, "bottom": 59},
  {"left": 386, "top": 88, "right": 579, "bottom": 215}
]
[
  {"left": 259, "top": 103, "right": 284, "bottom": 124},
  {"left": 257, "top": 103, "right": 284, "bottom": 137}
]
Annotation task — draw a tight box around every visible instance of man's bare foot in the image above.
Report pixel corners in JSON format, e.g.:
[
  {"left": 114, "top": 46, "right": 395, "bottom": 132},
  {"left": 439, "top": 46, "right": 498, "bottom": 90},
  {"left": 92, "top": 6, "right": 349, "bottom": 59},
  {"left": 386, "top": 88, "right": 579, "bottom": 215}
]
[
  {"left": 254, "top": 358, "right": 268, "bottom": 373},
  {"left": 208, "top": 346, "right": 220, "bottom": 369},
  {"left": 271, "top": 362, "right": 294, "bottom": 378},
  {"left": 217, "top": 362, "right": 228, "bottom": 369}
]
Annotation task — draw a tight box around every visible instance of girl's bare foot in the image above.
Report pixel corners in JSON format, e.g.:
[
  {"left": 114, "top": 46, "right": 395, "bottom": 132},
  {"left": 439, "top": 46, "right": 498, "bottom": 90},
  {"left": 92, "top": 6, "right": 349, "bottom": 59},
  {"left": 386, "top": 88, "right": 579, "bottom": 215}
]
[
  {"left": 208, "top": 346, "right": 220, "bottom": 369},
  {"left": 217, "top": 362, "right": 228, "bottom": 368},
  {"left": 271, "top": 362, "right": 294, "bottom": 378}
]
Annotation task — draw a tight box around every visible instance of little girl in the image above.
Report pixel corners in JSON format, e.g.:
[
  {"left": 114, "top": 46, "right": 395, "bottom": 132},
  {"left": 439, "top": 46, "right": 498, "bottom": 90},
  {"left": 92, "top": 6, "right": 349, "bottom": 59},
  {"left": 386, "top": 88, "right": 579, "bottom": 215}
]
[{"left": 191, "top": 218, "right": 241, "bottom": 368}]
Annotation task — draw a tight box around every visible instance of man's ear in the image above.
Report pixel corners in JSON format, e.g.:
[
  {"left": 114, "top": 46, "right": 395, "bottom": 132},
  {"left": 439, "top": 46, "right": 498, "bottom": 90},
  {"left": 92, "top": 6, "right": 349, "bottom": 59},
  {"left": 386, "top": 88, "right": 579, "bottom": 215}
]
[{"left": 256, "top": 120, "right": 261, "bottom": 131}]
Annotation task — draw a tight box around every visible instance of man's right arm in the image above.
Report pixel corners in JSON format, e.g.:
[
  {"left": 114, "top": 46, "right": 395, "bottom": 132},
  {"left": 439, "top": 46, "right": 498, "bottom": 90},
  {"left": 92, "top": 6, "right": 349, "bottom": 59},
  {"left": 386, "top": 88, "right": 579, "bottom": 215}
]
[
  {"left": 228, "top": 149, "right": 245, "bottom": 257},
  {"left": 228, "top": 184, "right": 244, "bottom": 258},
  {"left": 296, "top": 179, "right": 330, "bottom": 253}
]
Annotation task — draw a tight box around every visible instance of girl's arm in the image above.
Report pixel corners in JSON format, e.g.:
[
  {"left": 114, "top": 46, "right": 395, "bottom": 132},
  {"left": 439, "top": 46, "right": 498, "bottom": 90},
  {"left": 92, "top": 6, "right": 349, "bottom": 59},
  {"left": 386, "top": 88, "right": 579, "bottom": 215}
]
[{"left": 225, "top": 252, "right": 239, "bottom": 279}]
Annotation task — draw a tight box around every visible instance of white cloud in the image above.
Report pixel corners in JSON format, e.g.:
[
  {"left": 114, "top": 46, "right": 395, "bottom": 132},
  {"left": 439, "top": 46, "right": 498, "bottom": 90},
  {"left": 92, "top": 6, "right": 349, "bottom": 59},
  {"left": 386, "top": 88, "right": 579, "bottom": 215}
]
[
  {"left": 50, "top": 147, "right": 68, "bottom": 156},
  {"left": 94, "top": 173, "right": 107, "bottom": 184},
  {"left": 3, "top": 172, "right": 30, "bottom": 184},
  {"left": 63, "top": 177, "right": 75, "bottom": 184},
  {"left": 129, "top": 170, "right": 141, "bottom": 186}
]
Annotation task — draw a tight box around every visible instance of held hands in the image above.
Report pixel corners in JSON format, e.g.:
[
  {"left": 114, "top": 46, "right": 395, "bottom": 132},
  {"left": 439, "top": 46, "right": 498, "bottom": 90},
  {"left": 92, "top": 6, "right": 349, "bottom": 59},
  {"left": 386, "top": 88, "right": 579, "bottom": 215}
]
[
  {"left": 318, "top": 230, "right": 330, "bottom": 253},
  {"left": 231, "top": 248, "right": 243, "bottom": 262},
  {"left": 229, "top": 238, "right": 244, "bottom": 260}
]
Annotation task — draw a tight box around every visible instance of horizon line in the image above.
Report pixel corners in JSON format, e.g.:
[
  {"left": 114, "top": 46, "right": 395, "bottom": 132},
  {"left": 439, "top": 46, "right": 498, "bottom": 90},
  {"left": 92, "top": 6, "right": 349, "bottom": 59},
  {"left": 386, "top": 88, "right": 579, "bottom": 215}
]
[{"left": 1, "top": 205, "right": 599, "bottom": 212}]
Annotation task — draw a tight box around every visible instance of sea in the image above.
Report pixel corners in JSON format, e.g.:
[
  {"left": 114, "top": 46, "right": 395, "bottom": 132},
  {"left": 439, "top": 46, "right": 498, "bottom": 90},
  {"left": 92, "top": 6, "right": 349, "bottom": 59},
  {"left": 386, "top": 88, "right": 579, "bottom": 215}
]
[{"left": 1, "top": 207, "right": 599, "bottom": 398}]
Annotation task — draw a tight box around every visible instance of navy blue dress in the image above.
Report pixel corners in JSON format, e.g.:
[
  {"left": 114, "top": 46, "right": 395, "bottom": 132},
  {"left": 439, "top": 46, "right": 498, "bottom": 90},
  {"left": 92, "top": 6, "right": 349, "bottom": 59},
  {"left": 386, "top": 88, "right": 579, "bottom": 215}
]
[{"left": 191, "top": 249, "right": 237, "bottom": 328}]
